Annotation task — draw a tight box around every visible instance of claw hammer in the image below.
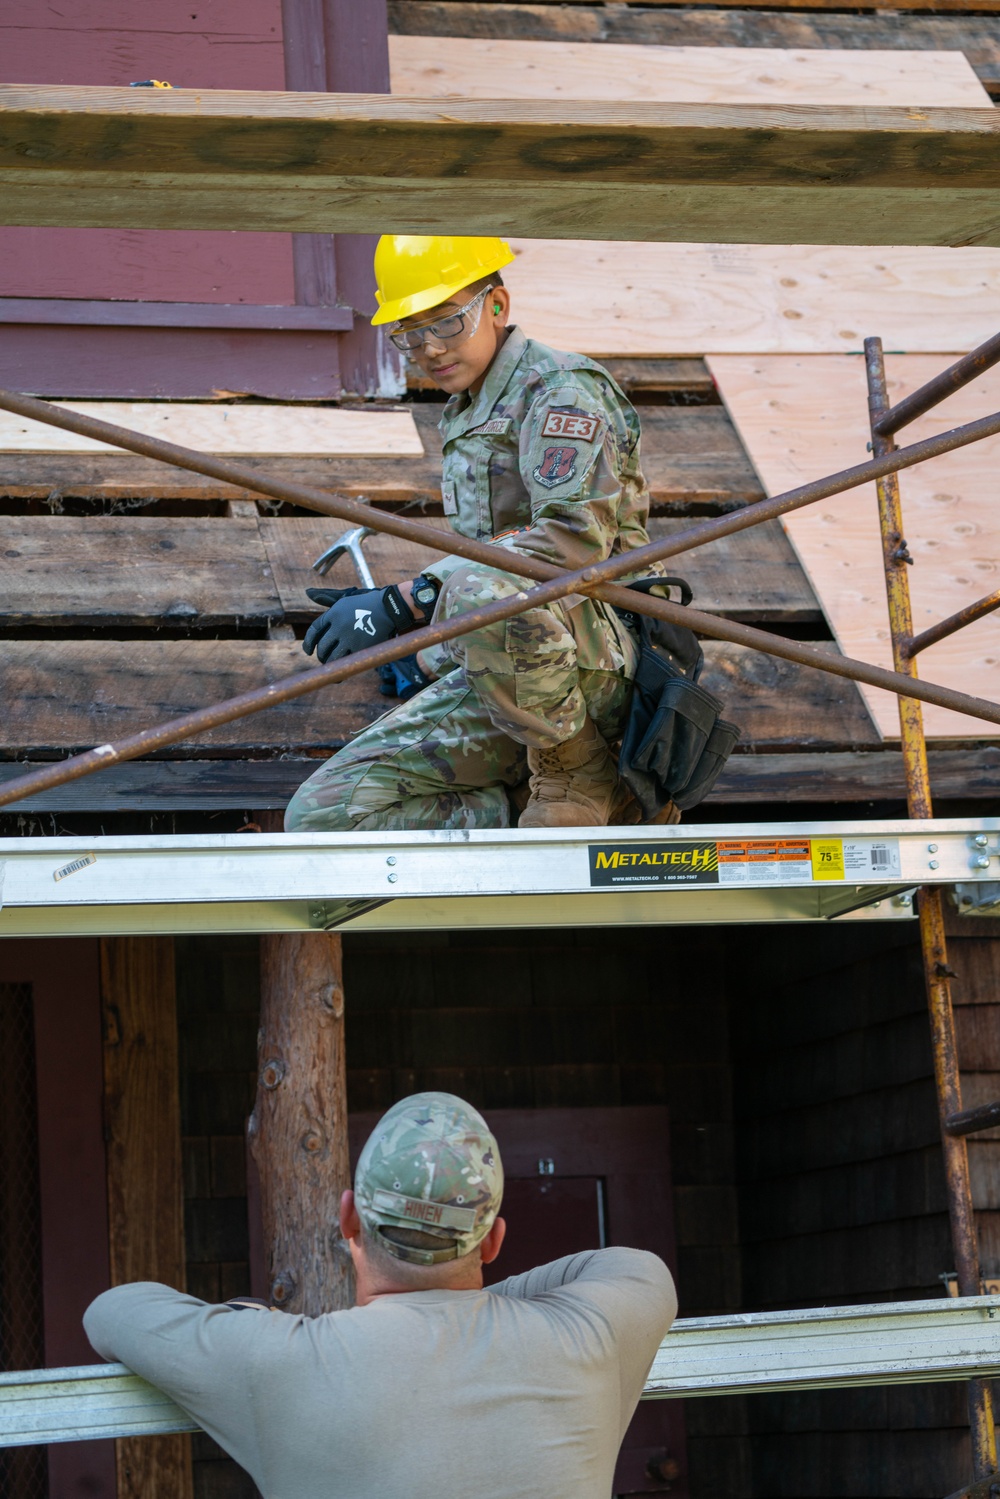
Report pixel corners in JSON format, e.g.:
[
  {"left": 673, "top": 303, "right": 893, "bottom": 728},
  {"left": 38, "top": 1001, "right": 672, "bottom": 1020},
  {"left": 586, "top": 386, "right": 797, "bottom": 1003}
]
[{"left": 311, "top": 526, "right": 377, "bottom": 590}]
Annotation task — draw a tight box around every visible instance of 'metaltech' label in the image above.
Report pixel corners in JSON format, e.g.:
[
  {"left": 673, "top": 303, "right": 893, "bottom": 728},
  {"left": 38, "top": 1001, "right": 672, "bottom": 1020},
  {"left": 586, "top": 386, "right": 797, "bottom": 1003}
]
[{"left": 589, "top": 842, "right": 719, "bottom": 887}]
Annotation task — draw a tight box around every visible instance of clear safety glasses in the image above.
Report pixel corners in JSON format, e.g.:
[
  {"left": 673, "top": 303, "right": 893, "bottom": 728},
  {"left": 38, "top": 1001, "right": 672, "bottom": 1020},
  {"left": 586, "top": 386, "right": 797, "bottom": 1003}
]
[{"left": 389, "top": 284, "right": 494, "bottom": 353}]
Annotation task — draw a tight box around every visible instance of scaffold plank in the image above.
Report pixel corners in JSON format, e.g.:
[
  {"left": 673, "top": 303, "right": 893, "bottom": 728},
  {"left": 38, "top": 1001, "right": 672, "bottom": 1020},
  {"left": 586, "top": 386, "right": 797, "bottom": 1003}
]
[
  {"left": 2, "top": 1297, "right": 998, "bottom": 1447},
  {"left": 0, "top": 818, "right": 995, "bottom": 935}
]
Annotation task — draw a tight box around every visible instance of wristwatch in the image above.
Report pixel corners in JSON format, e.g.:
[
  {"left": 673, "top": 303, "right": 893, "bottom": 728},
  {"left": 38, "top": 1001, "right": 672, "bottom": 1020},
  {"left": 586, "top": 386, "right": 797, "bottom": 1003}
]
[{"left": 411, "top": 574, "right": 441, "bottom": 620}]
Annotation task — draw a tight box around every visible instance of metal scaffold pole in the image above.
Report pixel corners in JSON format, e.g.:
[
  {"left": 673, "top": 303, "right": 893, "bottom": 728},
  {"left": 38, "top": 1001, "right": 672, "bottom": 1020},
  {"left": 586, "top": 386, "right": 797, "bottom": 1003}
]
[{"left": 865, "top": 337, "right": 998, "bottom": 1482}]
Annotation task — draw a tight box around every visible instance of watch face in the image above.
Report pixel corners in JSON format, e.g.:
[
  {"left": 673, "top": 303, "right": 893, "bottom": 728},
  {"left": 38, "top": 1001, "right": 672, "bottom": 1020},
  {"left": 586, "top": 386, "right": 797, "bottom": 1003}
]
[{"left": 414, "top": 583, "right": 437, "bottom": 608}]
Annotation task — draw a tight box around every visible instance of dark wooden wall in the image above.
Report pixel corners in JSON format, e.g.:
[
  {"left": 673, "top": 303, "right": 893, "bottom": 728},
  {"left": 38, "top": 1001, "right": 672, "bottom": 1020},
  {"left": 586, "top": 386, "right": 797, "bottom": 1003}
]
[
  {"left": 730, "top": 913, "right": 1000, "bottom": 1499},
  {"left": 172, "top": 912, "right": 1000, "bottom": 1499}
]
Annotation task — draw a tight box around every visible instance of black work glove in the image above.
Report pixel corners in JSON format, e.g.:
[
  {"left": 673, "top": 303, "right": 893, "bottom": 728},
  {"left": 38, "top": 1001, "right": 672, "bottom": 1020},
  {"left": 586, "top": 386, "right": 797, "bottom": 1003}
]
[
  {"left": 303, "top": 585, "right": 415, "bottom": 664},
  {"left": 377, "top": 654, "right": 433, "bottom": 701}
]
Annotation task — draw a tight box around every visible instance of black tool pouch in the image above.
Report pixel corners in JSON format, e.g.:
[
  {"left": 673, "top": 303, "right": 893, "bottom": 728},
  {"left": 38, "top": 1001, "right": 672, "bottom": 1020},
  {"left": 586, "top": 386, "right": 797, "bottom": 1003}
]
[{"left": 616, "top": 578, "right": 741, "bottom": 820}]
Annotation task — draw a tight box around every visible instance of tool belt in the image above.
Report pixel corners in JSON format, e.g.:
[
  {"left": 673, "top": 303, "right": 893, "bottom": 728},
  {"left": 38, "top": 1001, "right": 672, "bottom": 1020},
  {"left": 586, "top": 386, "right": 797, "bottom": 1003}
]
[{"left": 614, "top": 578, "right": 741, "bottom": 820}]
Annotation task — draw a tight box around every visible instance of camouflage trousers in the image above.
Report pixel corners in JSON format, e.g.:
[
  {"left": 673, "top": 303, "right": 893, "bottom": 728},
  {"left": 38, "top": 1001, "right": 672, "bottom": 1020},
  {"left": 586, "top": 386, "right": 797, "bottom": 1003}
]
[{"left": 284, "top": 561, "right": 638, "bottom": 832}]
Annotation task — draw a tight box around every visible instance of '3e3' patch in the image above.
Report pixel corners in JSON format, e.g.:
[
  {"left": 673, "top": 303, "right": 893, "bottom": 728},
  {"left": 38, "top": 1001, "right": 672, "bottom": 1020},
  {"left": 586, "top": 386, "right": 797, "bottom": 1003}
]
[
  {"left": 541, "top": 410, "right": 602, "bottom": 442},
  {"left": 533, "top": 445, "right": 579, "bottom": 488}
]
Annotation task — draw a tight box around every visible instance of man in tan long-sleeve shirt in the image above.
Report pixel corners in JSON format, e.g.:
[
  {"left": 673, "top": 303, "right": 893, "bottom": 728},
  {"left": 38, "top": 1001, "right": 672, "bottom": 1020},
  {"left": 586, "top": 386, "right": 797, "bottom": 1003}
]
[{"left": 85, "top": 1092, "right": 677, "bottom": 1499}]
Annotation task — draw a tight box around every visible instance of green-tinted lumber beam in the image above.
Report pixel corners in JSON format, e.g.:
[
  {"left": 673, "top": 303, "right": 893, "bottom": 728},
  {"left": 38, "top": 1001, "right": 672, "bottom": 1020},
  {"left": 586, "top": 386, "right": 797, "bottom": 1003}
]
[{"left": 1, "top": 86, "right": 1000, "bottom": 244}]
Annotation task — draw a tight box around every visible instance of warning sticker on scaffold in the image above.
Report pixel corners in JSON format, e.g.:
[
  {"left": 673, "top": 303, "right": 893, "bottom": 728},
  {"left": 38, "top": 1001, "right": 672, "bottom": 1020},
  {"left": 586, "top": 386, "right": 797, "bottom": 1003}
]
[{"left": 588, "top": 837, "right": 901, "bottom": 887}]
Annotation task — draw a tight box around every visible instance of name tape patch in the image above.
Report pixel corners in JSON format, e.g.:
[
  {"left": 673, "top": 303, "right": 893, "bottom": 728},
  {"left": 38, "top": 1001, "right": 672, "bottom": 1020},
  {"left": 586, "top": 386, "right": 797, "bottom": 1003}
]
[
  {"left": 469, "top": 417, "right": 512, "bottom": 437},
  {"left": 542, "top": 410, "right": 601, "bottom": 443},
  {"left": 371, "top": 1188, "right": 477, "bottom": 1232}
]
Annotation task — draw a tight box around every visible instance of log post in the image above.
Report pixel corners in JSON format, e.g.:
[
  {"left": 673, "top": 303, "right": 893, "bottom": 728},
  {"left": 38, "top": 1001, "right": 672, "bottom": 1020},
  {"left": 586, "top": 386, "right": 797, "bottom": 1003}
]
[
  {"left": 100, "top": 937, "right": 192, "bottom": 1499},
  {"left": 250, "top": 932, "right": 354, "bottom": 1314}
]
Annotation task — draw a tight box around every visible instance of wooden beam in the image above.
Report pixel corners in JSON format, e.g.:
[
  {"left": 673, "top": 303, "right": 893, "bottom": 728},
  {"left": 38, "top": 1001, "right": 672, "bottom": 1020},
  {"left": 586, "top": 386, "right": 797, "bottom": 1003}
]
[
  {"left": 249, "top": 932, "right": 353, "bottom": 1314},
  {"left": 2, "top": 86, "right": 1000, "bottom": 245},
  {"left": 100, "top": 938, "right": 191, "bottom": 1499}
]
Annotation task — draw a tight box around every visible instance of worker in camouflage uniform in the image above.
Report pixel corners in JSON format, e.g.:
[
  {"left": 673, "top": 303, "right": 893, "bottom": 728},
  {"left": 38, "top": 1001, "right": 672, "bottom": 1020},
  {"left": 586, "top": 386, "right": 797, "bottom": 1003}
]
[{"left": 284, "top": 235, "right": 659, "bottom": 833}]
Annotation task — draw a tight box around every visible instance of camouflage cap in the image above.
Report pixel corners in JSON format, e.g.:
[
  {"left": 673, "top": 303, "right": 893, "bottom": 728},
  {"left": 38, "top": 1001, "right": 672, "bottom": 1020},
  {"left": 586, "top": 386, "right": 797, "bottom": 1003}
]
[{"left": 355, "top": 1092, "right": 503, "bottom": 1266}]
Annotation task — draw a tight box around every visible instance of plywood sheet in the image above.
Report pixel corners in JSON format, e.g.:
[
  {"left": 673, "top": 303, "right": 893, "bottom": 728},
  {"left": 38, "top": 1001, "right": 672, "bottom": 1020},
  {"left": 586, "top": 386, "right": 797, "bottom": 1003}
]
[
  {"left": 389, "top": 36, "right": 989, "bottom": 105},
  {"left": 502, "top": 240, "right": 1000, "bottom": 356},
  {"left": 707, "top": 353, "right": 1000, "bottom": 739},
  {"left": 386, "top": 37, "right": 996, "bottom": 356},
  {"left": 0, "top": 402, "right": 424, "bottom": 456}
]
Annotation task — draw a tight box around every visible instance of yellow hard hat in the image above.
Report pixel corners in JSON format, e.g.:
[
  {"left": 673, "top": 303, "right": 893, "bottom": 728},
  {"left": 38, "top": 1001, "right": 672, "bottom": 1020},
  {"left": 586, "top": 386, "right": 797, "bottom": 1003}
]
[{"left": 371, "top": 235, "right": 515, "bottom": 327}]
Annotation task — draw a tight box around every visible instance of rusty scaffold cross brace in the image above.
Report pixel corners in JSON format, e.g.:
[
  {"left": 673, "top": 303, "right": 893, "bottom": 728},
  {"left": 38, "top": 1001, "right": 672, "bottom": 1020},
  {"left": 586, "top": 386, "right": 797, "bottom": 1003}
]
[{"left": 1, "top": 379, "right": 1000, "bottom": 812}]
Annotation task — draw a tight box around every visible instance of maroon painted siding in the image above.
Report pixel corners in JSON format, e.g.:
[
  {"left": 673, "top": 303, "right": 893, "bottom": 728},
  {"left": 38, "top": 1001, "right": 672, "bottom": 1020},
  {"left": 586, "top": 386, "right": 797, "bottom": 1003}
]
[
  {"left": 0, "top": 0, "right": 287, "bottom": 87},
  {"left": 0, "top": 0, "right": 293, "bottom": 307},
  {"left": 0, "top": 0, "right": 395, "bottom": 396},
  {"left": 0, "top": 228, "right": 296, "bottom": 307},
  {"left": 3, "top": 324, "right": 346, "bottom": 399}
]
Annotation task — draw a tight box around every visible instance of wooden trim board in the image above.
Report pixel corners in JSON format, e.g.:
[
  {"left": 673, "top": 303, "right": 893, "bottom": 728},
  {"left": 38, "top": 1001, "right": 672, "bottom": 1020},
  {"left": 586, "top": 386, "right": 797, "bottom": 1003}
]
[
  {"left": 4, "top": 87, "right": 1000, "bottom": 247},
  {"left": 0, "top": 401, "right": 424, "bottom": 456},
  {"left": 389, "top": 36, "right": 990, "bottom": 106},
  {"left": 0, "top": 299, "right": 353, "bottom": 331},
  {"left": 708, "top": 353, "right": 1000, "bottom": 741}
]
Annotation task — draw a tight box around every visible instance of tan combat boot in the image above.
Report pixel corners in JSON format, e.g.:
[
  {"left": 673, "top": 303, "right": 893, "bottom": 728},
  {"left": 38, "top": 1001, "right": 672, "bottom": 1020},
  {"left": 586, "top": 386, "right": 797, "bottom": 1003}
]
[{"left": 518, "top": 717, "right": 619, "bottom": 829}]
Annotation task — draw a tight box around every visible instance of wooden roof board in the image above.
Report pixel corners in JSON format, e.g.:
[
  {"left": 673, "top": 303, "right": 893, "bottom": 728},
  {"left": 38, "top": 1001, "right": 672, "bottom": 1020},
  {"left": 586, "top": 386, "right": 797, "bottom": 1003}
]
[
  {"left": 3, "top": 87, "right": 1000, "bottom": 246},
  {"left": 0, "top": 514, "right": 819, "bottom": 626},
  {"left": 3, "top": 747, "right": 995, "bottom": 814},
  {"left": 708, "top": 352, "right": 1000, "bottom": 740},
  {"left": 0, "top": 405, "right": 765, "bottom": 511},
  {"left": 260, "top": 515, "right": 822, "bottom": 624},
  {"left": 0, "top": 638, "right": 877, "bottom": 756}
]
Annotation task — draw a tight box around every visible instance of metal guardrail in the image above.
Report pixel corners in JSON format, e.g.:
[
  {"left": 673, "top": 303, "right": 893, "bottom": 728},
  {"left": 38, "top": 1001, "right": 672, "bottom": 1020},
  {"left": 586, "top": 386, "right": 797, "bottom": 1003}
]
[{"left": 4, "top": 1298, "right": 998, "bottom": 1448}]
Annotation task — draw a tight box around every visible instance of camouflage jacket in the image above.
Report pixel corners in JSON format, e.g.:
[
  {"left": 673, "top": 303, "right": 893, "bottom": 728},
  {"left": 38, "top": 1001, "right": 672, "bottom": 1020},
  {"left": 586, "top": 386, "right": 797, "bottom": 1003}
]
[{"left": 424, "top": 327, "right": 654, "bottom": 589}]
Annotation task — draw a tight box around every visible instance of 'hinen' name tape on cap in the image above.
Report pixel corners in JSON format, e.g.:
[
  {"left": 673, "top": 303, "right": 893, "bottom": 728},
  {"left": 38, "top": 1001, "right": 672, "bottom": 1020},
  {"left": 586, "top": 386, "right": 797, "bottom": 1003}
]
[{"left": 370, "top": 1188, "right": 478, "bottom": 1232}]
